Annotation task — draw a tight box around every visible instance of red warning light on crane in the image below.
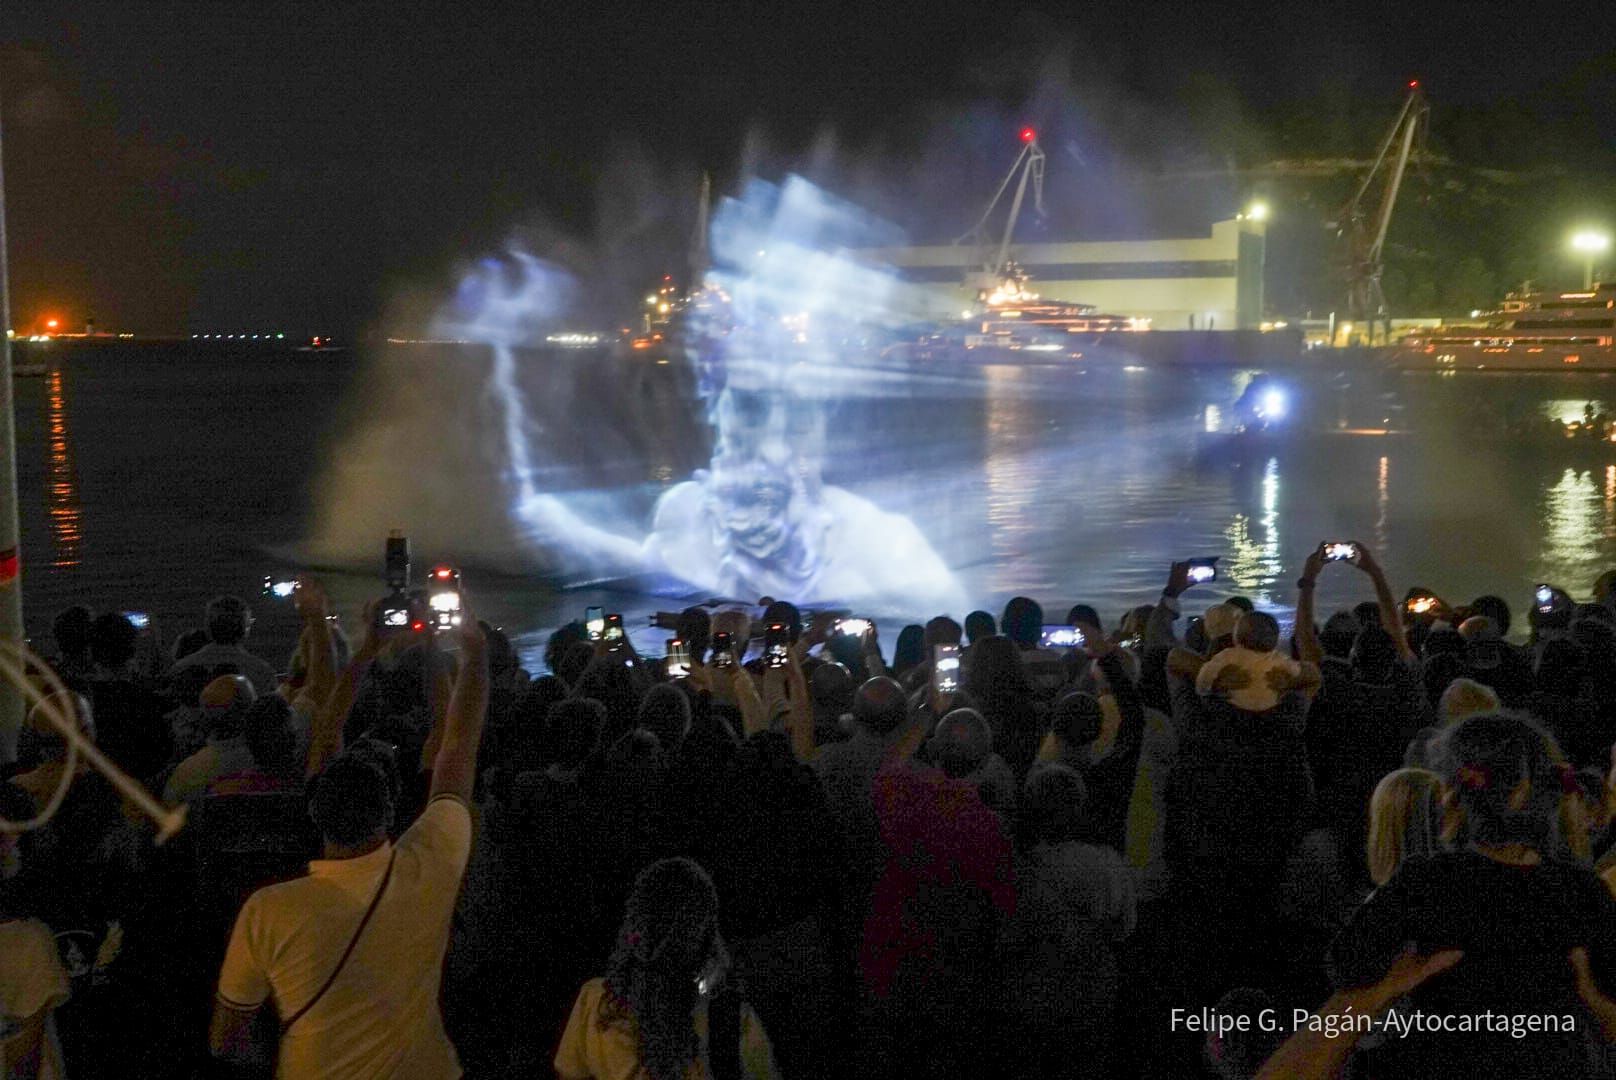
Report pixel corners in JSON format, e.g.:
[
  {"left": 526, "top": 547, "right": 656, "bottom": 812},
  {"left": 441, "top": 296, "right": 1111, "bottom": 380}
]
[
  {"left": 1408, "top": 80, "right": 1420, "bottom": 89},
  {"left": 1019, "top": 127, "right": 1037, "bottom": 144}
]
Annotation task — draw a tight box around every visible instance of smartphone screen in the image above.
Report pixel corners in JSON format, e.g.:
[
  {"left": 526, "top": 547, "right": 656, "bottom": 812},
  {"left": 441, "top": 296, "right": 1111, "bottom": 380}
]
[
  {"left": 1039, "top": 625, "right": 1086, "bottom": 650},
  {"left": 1186, "top": 557, "right": 1219, "bottom": 584},
  {"left": 837, "top": 617, "right": 871, "bottom": 637},
  {"left": 1324, "top": 542, "right": 1358, "bottom": 563},
  {"left": 933, "top": 644, "right": 960, "bottom": 694},
  {"left": 763, "top": 622, "right": 789, "bottom": 668},
  {"left": 711, "top": 631, "right": 735, "bottom": 668},
  {"left": 123, "top": 611, "right": 150, "bottom": 630},
  {"left": 603, "top": 613, "right": 625, "bottom": 646},
  {"left": 586, "top": 606, "right": 605, "bottom": 642},
  {"left": 1535, "top": 584, "right": 1555, "bottom": 613},
  {"left": 429, "top": 588, "right": 462, "bottom": 631},
  {"left": 1407, "top": 596, "right": 1437, "bottom": 616},
  {"left": 666, "top": 639, "right": 691, "bottom": 679}
]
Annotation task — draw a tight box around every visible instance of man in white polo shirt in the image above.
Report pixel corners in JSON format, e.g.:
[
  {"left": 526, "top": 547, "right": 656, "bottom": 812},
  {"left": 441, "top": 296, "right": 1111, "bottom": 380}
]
[{"left": 208, "top": 615, "right": 489, "bottom": 1078}]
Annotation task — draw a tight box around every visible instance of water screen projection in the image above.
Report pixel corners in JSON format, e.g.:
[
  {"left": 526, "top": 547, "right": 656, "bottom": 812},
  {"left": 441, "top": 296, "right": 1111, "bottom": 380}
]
[{"left": 315, "top": 176, "right": 968, "bottom": 614}]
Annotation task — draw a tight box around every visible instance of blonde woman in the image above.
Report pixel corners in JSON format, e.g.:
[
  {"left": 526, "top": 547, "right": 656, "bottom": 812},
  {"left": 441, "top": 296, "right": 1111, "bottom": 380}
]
[{"left": 1365, "top": 767, "right": 1444, "bottom": 886}]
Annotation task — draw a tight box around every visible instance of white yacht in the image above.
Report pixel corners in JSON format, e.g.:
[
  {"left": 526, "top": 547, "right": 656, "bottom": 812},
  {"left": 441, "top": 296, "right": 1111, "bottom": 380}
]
[{"left": 1392, "top": 282, "right": 1616, "bottom": 370}]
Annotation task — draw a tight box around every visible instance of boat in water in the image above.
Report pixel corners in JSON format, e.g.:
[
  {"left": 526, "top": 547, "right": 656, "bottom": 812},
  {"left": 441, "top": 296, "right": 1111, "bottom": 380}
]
[
  {"left": 880, "top": 264, "right": 1148, "bottom": 367},
  {"left": 1391, "top": 282, "right": 1616, "bottom": 371}
]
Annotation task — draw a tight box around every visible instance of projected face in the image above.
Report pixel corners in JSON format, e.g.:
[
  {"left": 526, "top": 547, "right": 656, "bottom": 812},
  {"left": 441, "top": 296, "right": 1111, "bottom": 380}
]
[{"left": 705, "top": 376, "right": 828, "bottom": 561}]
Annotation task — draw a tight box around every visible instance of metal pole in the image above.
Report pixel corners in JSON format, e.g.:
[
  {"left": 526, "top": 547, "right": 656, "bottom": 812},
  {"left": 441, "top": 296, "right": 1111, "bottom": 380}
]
[
  {"left": 0, "top": 91, "right": 26, "bottom": 764},
  {"left": 1586, "top": 255, "right": 1596, "bottom": 291}
]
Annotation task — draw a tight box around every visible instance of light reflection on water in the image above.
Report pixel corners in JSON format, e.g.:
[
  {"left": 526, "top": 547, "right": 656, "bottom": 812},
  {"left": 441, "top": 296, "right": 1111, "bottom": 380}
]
[{"left": 17, "top": 350, "right": 1616, "bottom": 661}]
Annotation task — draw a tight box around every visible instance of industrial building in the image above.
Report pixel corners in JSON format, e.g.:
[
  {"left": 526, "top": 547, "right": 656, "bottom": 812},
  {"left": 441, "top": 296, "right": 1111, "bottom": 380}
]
[{"left": 863, "top": 215, "right": 1268, "bottom": 330}]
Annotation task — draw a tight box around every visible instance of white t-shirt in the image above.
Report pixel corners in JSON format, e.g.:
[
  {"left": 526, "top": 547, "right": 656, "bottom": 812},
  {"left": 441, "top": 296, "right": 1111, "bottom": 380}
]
[
  {"left": 1195, "top": 646, "right": 1300, "bottom": 713},
  {"left": 217, "top": 794, "right": 473, "bottom": 1079},
  {"left": 0, "top": 917, "right": 70, "bottom": 1080}
]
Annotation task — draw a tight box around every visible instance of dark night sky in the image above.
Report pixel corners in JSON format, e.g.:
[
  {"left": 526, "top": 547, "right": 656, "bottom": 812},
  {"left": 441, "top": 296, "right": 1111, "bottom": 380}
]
[{"left": 2, "top": 1, "right": 1613, "bottom": 336}]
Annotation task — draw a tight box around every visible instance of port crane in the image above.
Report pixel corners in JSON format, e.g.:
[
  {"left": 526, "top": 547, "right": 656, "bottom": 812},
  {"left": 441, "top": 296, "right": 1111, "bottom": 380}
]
[
  {"left": 955, "top": 127, "right": 1046, "bottom": 300},
  {"left": 1335, "top": 82, "right": 1428, "bottom": 344}
]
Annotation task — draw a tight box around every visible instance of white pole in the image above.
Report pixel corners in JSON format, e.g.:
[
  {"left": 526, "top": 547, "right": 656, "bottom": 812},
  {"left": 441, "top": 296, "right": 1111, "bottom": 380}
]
[{"left": 0, "top": 89, "right": 25, "bottom": 764}]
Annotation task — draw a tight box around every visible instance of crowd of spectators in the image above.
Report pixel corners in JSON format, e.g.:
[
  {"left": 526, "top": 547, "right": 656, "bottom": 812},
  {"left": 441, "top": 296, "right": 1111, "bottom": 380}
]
[{"left": 6, "top": 543, "right": 1616, "bottom": 1078}]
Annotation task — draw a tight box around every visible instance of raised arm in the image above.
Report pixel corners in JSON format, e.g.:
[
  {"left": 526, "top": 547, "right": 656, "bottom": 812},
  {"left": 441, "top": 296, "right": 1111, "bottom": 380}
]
[
  {"left": 785, "top": 645, "right": 814, "bottom": 762},
  {"left": 306, "top": 601, "right": 380, "bottom": 779},
  {"left": 1256, "top": 949, "right": 1461, "bottom": 1080},
  {"left": 1295, "top": 545, "right": 1326, "bottom": 665},
  {"left": 1353, "top": 542, "right": 1414, "bottom": 663},
  {"left": 292, "top": 577, "right": 338, "bottom": 711},
  {"left": 1146, "top": 562, "right": 1198, "bottom": 649},
  {"left": 428, "top": 615, "right": 490, "bottom": 803}
]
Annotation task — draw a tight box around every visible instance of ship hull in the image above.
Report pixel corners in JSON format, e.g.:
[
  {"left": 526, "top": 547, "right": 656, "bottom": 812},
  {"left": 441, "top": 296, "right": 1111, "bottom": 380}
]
[{"left": 1390, "top": 341, "right": 1616, "bottom": 372}]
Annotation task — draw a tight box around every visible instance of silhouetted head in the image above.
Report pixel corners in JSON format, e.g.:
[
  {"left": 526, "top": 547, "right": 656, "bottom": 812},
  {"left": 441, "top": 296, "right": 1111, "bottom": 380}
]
[
  {"left": 675, "top": 608, "right": 711, "bottom": 659},
  {"left": 1320, "top": 611, "right": 1361, "bottom": 660},
  {"left": 200, "top": 675, "right": 256, "bottom": 740},
  {"left": 761, "top": 600, "right": 802, "bottom": 643},
  {"left": 1065, "top": 605, "right": 1101, "bottom": 630},
  {"left": 1001, "top": 596, "right": 1043, "bottom": 649},
  {"left": 851, "top": 675, "right": 909, "bottom": 736},
  {"left": 891, "top": 625, "right": 926, "bottom": 675},
  {"left": 1431, "top": 712, "right": 1567, "bottom": 850},
  {"left": 1234, "top": 611, "right": 1280, "bottom": 654},
  {"left": 1351, "top": 625, "right": 1398, "bottom": 684},
  {"left": 963, "top": 610, "right": 997, "bottom": 644},
  {"left": 204, "top": 596, "right": 252, "bottom": 645},
  {"left": 309, "top": 749, "right": 395, "bottom": 849},
  {"left": 89, "top": 613, "right": 139, "bottom": 671},
  {"left": 1021, "top": 763, "right": 1088, "bottom": 846},
  {"left": 1049, "top": 690, "right": 1104, "bottom": 748},
  {"left": 52, "top": 606, "right": 93, "bottom": 662},
  {"left": 637, "top": 683, "right": 692, "bottom": 752},
  {"left": 924, "top": 616, "right": 962, "bottom": 648},
  {"left": 1469, "top": 595, "right": 1511, "bottom": 637},
  {"left": 929, "top": 708, "right": 993, "bottom": 777}
]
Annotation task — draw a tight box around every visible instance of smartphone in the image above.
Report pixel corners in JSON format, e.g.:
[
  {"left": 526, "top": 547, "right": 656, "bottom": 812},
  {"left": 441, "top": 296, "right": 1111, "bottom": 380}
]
[
  {"left": 122, "top": 611, "right": 150, "bottom": 630},
  {"left": 1186, "top": 557, "right": 1219, "bottom": 584},
  {"left": 1039, "top": 625, "right": 1086, "bottom": 650},
  {"left": 603, "top": 613, "right": 625, "bottom": 648},
  {"left": 1535, "top": 584, "right": 1556, "bottom": 614},
  {"left": 1406, "top": 596, "right": 1438, "bottom": 616},
  {"left": 378, "top": 594, "right": 415, "bottom": 632},
  {"left": 711, "top": 630, "right": 735, "bottom": 668},
  {"left": 426, "top": 565, "right": 463, "bottom": 631},
  {"left": 836, "top": 617, "right": 871, "bottom": 637},
  {"left": 933, "top": 644, "right": 960, "bottom": 694},
  {"left": 1117, "top": 635, "right": 1143, "bottom": 650},
  {"left": 262, "top": 576, "right": 298, "bottom": 600},
  {"left": 1324, "top": 542, "right": 1359, "bottom": 563},
  {"left": 666, "top": 639, "right": 691, "bottom": 679},
  {"left": 586, "top": 606, "right": 605, "bottom": 642},
  {"left": 763, "top": 622, "right": 790, "bottom": 669}
]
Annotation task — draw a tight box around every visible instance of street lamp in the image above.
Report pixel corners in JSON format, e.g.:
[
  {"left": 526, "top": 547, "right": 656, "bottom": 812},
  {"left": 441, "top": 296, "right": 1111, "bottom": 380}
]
[
  {"left": 1571, "top": 230, "right": 1611, "bottom": 289},
  {"left": 1245, "top": 200, "right": 1270, "bottom": 223}
]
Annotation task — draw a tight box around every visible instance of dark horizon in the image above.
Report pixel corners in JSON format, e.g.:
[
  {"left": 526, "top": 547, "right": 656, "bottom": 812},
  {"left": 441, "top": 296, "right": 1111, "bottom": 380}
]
[{"left": 2, "top": 1, "right": 1614, "bottom": 337}]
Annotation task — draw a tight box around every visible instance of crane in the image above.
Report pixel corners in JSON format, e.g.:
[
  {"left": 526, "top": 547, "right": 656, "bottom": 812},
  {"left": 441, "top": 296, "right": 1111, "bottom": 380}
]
[
  {"left": 955, "top": 127, "right": 1046, "bottom": 301},
  {"left": 1336, "top": 82, "right": 1428, "bottom": 345}
]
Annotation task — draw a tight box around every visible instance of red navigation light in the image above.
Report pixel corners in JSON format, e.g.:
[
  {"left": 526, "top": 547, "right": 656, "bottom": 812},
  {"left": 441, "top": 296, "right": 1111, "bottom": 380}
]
[
  {"left": 411, "top": 621, "right": 425, "bottom": 632},
  {"left": 662, "top": 274, "right": 672, "bottom": 281},
  {"left": 1408, "top": 80, "right": 1420, "bottom": 89},
  {"left": 1019, "top": 127, "right": 1037, "bottom": 144}
]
